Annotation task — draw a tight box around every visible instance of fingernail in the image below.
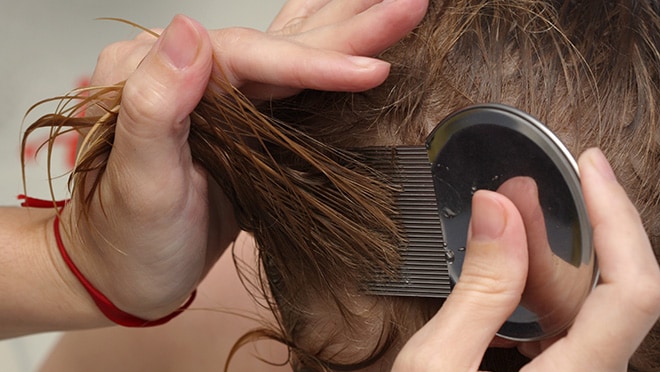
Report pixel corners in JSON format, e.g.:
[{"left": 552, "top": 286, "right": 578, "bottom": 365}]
[
  {"left": 158, "top": 15, "right": 201, "bottom": 70},
  {"left": 586, "top": 148, "right": 617, "bottom": 182},
  {"left": 470, "top": 191, "right": 507, "bottom": 241},
  {"left": 347, "top": 56, "right": 390, "bottom": 70}
]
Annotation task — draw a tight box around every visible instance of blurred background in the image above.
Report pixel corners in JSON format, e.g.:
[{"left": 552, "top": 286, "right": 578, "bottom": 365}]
[{"left": 0, "top": 0, "right": 285, "bottom": 370}]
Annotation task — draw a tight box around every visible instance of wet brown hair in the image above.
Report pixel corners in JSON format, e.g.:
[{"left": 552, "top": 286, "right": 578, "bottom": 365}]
[{"left": 23, "top": 0, "right": 660, "bottom": 370}]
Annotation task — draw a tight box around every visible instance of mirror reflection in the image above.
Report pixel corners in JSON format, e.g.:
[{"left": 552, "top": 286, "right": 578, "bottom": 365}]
[{"left": 427, "top": 105, "right": 597, "bottom": 340}]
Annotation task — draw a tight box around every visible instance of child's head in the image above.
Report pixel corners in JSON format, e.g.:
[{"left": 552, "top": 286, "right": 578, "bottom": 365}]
[{"left": 247, "top": 0, "right": 659, "bottom": 370}]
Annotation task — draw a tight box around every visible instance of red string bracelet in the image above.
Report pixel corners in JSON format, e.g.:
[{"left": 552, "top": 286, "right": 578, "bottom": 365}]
[{"left": 19, "top": 195, "right": 196, "bottom": 327}]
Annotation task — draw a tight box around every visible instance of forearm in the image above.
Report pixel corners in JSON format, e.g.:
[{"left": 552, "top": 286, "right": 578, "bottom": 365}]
[
  {"left": 0, "top": 207, "right": 109, "bottom": 339},
  {"left": 0, "top": 182, "right": 238, "bottom": 338}
]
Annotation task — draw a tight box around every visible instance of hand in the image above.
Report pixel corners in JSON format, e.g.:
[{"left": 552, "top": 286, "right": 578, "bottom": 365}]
[
  {"left": 57, "top": 0, "right": 429, "bottom": 321},
  {"left": 392, "top": 148, "right": 660, "bottom": 371}
]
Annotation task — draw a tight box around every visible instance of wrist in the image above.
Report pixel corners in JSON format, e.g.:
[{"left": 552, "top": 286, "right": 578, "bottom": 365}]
[
  {"left": 60, "top": 213, "right": 196, "bottom": 327},
  {"left": 58, "top": 203, "right": 198, "bottom": 321}
]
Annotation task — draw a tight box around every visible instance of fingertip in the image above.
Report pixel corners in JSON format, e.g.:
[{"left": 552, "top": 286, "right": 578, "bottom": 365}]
[
  {"left": 578, "top": 148, "right": 655, "bottom": 284},
  {"left": 467, "top": 190, "right": 527, "bottom": 263},
  {"left": 156, "top": 15, "right": 206, "bottom": 70},
  {"left": 342, "top": 56, "right": 391, "bottom": 89},
  {"left": 578, "top": 147, "right": 617, "bottom": 183},
  {"left": 461, "top": 190, "right": 528, "bottom": 299},
  {"left": 346, "top": 55, "right": 390, "bottom": 71},
  {"left": 469, "top": 190, "right": 507, "bottom": 241},
  {"left": 121, "top": 14, "right": 212, "bottom": 133},
  {"left": 113, "top": 15, "right": 213, "bottom": 173},
  {"left": 149, "top": 14, "right": 213, "bottom": 81}
]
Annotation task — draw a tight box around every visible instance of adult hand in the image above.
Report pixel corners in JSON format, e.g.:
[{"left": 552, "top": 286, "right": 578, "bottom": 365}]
[
  {"left": 392, "top": 148, "right": 660, "bottom": 371},
  {"left": 57, "top": 0, "right": 429, "bottom": 323}
]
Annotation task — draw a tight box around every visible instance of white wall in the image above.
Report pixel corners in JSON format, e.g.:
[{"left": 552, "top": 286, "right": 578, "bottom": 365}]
[{"left": 0, "top": 1, "right": 285, "bottom": 370}]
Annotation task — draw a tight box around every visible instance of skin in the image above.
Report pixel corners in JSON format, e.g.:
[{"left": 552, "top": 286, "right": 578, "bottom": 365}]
[
  {"left": 5, "top": 0, "right": 658, "bottom": 370},
  {"left": 2, "top": 0, "right": 428, "bottom": 338}
]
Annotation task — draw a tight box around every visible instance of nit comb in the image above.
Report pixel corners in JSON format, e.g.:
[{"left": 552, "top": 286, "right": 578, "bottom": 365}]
[
  {"left": 358, "top": 104, "right": 597, "bottom": 341},
  {"left": 360, "top": 145, "right": 452, "bottom": 297}
]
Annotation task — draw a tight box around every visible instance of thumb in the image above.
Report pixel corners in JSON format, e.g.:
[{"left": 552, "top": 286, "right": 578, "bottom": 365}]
[
  {"left": 393, "top": 191, "right": 528, "bottom": 371},
  {"left": 111, "top": 15, "right": 213, "bottom": 177}
]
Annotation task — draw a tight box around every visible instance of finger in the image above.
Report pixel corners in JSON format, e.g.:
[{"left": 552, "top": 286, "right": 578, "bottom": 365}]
[
  {"left": 90, "top": 28, "right": 164, "bottom": 87},
  {"left": 291, "top": 0, "right": 429, "bottom": 56},
  {"left": 108, "top": 15, "right": 213, "bottom": 200},
  {"left": 212, "top": 28, "right": 390, "bottom": 99},
  {"left": 221, "top": 0, "right": 428, "bottom": 99},
  {"left": 271, "top": 0, "right": 382, "bottom": 35},
  {"left": 571, "top": 149, "right": 659, "bottom": 362},
  {"left": 580, "top": 148, "right": 658, "bottom": 285},
  {"left": 393, "top": 191, "right": 528, "bottom": 371},
  {"left": 82, "top": 38, "right": 154, "bottom": 135},
  {"left": 268, "top": 0, "right": 332, "bottom": 31},
  {"left": 521, "top": 148, "right": 660, "bottom": 371},
  {"left": 86, "top": 29, "right": 160, "bottom": 122},
  {"left": 90, "top": 40, "right": 154, "bottom": 87}
]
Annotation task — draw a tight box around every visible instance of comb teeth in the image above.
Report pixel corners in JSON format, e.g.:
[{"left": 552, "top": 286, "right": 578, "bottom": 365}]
[{"left": 358, "top": 146, "right": 452, "bottom": 298}]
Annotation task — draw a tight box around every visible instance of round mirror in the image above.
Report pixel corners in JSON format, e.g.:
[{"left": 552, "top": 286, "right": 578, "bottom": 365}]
[{"left": 426, "top": 104, "right": 598, "bottom": 341}]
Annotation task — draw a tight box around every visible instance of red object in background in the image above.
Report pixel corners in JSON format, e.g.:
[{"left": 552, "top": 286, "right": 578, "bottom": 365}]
[{"left": 22, "top": 76, "right": 89, "bottom": 171}]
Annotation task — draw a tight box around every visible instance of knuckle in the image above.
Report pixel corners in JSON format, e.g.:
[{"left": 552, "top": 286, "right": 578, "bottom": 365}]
[
  {"left": 452, "top": 266, "right": 524, "bottom": 311},
  {"left": 272, "top": 16, "right": 307, "bottom": 36},
  {"left": 212, "top": 27, "right": 262, "bottom": 84},
  {"left": 459, "top": 256, "right": 524, "bottom": 297},
  {"left": 97, "top": 40, "right": 137, "bottom": 66},
  {"left": 457, "top": 273, "right": 518, "bottom": 298},
  {"left": 121, "top": 79, "right": 169, "bottom": 125},
  {"left": 94, "top": 40, "right": 154, "bottom": 85},
  {"left": 214, "top": 27, "right": 259, "bottom": 45},
  {"left": 93, "top": 42, "right": 124, "bottom": 82},
  {"left": 96, "top": 41, "right": 123, "bottom": 63}
]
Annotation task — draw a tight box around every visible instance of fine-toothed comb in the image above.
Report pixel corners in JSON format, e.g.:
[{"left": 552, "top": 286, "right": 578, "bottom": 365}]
[
  {"left": 358, "top": 104, "right": 597, "bottom": 341},
  {"left": 358, "top": 145, "right": 452, "bottom": 297}
]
